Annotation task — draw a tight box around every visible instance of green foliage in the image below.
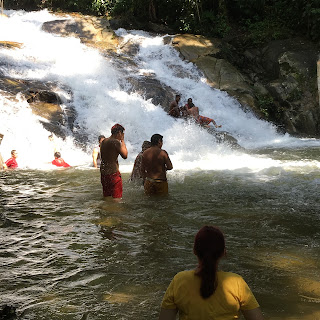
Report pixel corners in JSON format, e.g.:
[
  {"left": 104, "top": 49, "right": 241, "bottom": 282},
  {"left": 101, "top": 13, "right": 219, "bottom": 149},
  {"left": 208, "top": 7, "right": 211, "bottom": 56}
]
[
  {"left": 243, "top": 18, "right": 289, "bottom": 46},
  {"left": 227, "top": 0, "right": 266, "bottom": 19},
  {"left": 256, "top": 94, "right": 275, "bottom": 119},
  {"left": 4, "top": 0, "right": 320, "bottom": 41}
]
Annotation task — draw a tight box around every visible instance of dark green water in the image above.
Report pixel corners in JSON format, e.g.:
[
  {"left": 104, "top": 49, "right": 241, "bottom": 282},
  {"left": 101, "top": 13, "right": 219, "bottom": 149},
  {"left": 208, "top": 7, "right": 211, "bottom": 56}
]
[{"left": 1, "top": 150, "right": 320, "bottom": 320}]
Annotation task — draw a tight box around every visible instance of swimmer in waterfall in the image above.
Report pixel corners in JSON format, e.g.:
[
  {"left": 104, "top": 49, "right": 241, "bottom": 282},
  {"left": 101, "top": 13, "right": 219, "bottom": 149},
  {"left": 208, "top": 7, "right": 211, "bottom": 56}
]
[
  {"left": 52, "top": 152, "right": 70, "bottom": 168},
  {"left": 130, "top": 140, "right": 151, "bottom": 183},
  {"left": 100, "top": 124, "right": 128, "bottom": 200},
  {"left": 159, "top": 226, "right": 264, "bottom": 320},
  {"left": 168, "top": 94, "right": 181, "bottom": 118},
  {"left": 92, "top": 135, "right": 105, "bottom": 168},
  {"left": 141, "top": 134, "right": 173, "bottom": 196},
  {"left": 5, "top": 150, "right": 18, "bottom": 169},
  {"left": 185, "top": 98, "right": 222, "bottom": 128}
]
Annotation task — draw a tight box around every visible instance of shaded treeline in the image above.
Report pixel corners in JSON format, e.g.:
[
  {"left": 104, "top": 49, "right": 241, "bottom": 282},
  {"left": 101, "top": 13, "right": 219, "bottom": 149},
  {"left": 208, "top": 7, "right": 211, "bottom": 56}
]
[{"left": 5, "top": 0, "right": 320, "bottom": 43}]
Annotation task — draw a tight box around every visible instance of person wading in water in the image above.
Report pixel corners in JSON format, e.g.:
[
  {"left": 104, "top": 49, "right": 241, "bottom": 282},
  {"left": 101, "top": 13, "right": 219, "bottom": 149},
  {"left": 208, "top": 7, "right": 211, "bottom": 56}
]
[
  {"left": 100, "top": 124, "right": 128, "bottom": 200},
  {"left": 141, "top": 134, "right": 173, "bottom": 196}
]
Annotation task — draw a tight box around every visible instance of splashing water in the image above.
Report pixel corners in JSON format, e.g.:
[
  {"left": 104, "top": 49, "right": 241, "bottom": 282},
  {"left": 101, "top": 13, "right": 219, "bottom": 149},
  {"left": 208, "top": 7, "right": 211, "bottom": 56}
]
[{"left": 0, "top": 10, "right": 320, "bottom": 172}]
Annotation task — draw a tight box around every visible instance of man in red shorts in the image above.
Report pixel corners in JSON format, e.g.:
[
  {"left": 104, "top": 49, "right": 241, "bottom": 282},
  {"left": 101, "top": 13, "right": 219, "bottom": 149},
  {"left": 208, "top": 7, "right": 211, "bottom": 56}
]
[{"left": 100, "top": 124, "right": 128, "bottom": 200}]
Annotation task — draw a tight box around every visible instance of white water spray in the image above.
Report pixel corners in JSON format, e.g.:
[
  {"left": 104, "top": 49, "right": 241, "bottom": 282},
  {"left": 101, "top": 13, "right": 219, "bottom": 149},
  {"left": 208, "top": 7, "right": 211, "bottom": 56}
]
[{"left": 0, "top": 10, "right": 320, "bottom": 172}]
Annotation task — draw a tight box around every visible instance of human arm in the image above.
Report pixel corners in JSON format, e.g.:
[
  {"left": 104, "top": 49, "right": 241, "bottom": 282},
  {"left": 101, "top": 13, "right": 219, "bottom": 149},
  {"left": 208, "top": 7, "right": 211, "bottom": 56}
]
[
  {"left": 140, "top": 154, "right": 146, "bottom": 181},
  {"left": 92, "top": 148, "right": 99, "bottom": 168},
  {"left": 158, "top": 308, "right": 178, "bottom": 320},
  {"left": 242, "top": 308, "right": 264, "bottom": 320},
  {"left": 118, "top": 133, "right": 128, "bottom": 159},
  {"left": 163, "top": 151, "right": 173, "bottom": 171}
]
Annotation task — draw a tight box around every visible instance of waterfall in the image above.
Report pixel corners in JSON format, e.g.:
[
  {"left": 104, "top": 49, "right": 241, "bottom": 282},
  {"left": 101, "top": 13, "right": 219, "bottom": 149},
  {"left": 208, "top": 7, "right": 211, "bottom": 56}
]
[{"left": 1, "top": 10, "right": 320, "bottom": 171}]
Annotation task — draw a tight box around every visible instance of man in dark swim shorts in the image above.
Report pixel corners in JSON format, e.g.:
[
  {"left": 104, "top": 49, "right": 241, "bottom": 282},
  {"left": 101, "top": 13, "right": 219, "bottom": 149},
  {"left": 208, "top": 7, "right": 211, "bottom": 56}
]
[
  {"left": 100, "top": 124, "right": 128, "bottom": 200},
  {"left": 141, "top": 134, "right": 173, "bottom": 196}
]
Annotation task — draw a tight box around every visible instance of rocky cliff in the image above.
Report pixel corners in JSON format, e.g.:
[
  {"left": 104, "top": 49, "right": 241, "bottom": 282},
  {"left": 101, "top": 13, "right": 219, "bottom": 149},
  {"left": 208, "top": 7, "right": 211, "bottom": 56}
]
[
  {"left": 171, "top": 34, "right": 320, "bottom": 137},
  {"left": 1, "top": 12, "right": 319, "bottom": 139}
]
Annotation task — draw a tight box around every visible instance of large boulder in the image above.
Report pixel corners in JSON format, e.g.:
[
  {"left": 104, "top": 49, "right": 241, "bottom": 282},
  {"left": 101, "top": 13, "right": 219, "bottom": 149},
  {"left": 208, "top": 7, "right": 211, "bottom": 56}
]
[
  {"left": 0, "top": 76, "right": 72, "bottom": 138},
  {"left": 172, "top": 34, "right": 265, "bottom": 118},
  {"left": 42, "top": 14, "right": 119, "bottom": 51},
  {"left": 173, "top": 34, "right": 320, "bottom": 137},
  {"left": 249, "top": 39, "right": 319, "bottom": 136}
]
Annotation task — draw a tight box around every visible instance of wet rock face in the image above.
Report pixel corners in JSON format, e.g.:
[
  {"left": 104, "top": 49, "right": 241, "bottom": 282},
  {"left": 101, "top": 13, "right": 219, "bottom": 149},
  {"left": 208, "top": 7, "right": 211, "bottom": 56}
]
[
  {"left": 173, "top": 34, "right": 320, "bottom": 137},
  {"left": 0, "top": 76, "right": 74, "bottom": 139},
  {"left": 41, "top": 14, "right": 119, "bottom": 51},
  {"left": 125, "top": 76, "right": 176, "bottom": 112}
]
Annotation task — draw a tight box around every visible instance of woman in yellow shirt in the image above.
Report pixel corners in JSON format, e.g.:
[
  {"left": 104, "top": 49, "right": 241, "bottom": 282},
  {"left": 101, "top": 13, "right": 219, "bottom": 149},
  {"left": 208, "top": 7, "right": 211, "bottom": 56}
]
[{"left": 159, "top": 226, "right": 264, "bottom": 320}]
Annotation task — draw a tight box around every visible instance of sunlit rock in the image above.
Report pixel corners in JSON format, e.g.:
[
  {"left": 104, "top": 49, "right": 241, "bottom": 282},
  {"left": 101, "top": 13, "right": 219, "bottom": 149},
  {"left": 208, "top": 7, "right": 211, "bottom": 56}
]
[
  {"left": 41, "top": 13, "right": 119, "bottom": 52},
  {"left": 173, "top": 34, "right": 320, "bottom": 137},
  {"left": 0, "top": 77, "right": 72, "bottom": 138},
  {"left": 0, "top": 41, "right": 22, "bottom": 49}
]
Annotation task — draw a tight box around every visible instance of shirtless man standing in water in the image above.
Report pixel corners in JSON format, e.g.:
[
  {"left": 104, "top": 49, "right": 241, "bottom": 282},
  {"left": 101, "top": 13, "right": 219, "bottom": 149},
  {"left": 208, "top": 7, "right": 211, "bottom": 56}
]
[
  {"left": 141, "top": 134, "right": 173, "bottom": 196},
  {"left": 100, "top": 124, "right": 128, "bottom": 200}
]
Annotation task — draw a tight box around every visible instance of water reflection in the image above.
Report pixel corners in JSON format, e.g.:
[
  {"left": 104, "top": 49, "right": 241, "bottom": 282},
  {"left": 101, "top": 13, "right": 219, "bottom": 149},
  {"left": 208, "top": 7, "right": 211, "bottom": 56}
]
[{"left": 0, "top": 167, "right": 319, "bottom": 319}]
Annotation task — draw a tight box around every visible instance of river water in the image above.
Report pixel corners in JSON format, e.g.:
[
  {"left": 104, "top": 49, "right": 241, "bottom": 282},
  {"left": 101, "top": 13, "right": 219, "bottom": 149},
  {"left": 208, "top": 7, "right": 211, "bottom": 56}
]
[{"left": 0, "top": 10, "right": 320, "bottom": 320}]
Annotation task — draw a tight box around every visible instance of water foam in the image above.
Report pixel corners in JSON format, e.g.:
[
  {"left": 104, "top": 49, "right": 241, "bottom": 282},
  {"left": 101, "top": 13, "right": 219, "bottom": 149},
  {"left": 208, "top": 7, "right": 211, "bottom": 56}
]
[{"left": 1, "top": 10, "right": 320, "bottom": 172}]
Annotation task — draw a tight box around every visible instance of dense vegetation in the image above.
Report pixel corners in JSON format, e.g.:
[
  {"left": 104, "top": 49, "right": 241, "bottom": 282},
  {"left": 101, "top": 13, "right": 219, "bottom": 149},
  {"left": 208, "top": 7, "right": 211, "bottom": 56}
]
[{"left": 5, "top": 0, "right": 320, "bottom": 43}]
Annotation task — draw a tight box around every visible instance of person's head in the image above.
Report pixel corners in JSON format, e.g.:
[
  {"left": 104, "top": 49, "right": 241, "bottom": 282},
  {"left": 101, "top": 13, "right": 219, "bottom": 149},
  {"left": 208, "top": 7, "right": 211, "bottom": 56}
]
[
  {"left": 187, "top": 98, "right": 193, "bottom": 104},
  {"left": 98, "top": 135, "right": 105, "bottom": 144},
  {"left": 111, "top": 124, "right": 125, "bottom": 139},
  {"left": 141, "top": 140, "right": 151, "bottom": 152},
  {"left": 11, "top": 150, "right": 17, "bottom": 158},
  {"left": 175, "top": 94, "right": 181, "bottom": 102},
  {"left": 194, "top": 226, "right": 226, "bottom": 299},
  {"left": 48, "top": 134, "right": 53, "bottom": 141},
  {"left": 150, "top": 134, "right": 163, "bottom": 147},
  {"left": 0, "top": 133, "right": 3, "bottom": 145},
  {"left": 54, "top": 152, "right": 61, "bottom": 159}
]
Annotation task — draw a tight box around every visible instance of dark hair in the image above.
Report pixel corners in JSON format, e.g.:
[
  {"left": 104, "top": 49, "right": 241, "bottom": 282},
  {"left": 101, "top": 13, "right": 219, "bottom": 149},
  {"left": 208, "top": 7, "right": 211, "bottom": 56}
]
[
  {"left": 150, "top": 134, "right": 163, "bottom": 146},
  {"left": 194, "top": 226, "right": 225, "bottom": 299},
  {"left": 11, "top": 150, "right": 17, "bottom": 155},
  {"left": 98, "top": 135, "right": 105, "bottom": 142},
  {"left": 141, "top": 140, "right": 151, "bottom": 151},
  {"left": 54, "top": 152, "right": 61, "bottom": 158},
  {"left": 111, "top": 124, "right": 125, "bottom": 135}
]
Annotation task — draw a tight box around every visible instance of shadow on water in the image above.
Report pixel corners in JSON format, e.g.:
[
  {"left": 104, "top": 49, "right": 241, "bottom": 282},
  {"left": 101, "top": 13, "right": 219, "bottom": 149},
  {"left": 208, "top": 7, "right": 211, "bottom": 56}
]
[{"left": 0, "top": 168, "right": 320, "bottom": 319}]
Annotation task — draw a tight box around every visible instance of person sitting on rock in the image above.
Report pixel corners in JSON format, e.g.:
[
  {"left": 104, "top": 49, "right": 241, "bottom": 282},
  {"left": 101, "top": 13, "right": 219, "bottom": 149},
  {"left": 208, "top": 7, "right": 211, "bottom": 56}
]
[
  {"left": 168, "top": 94, "right": 181, "bottom": 118},
  {"left": 185, "top": 98, "right": 222, "bottom": 128},
  {"left": 52, "top": 152, "right": 70, "bottom": 168}
]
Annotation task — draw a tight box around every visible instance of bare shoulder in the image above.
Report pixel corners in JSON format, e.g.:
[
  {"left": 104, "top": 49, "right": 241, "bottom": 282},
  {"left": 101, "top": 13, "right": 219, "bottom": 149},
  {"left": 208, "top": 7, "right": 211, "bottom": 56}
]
[{"left": 161, "top": 149, "right": 169, "bottom": 157}]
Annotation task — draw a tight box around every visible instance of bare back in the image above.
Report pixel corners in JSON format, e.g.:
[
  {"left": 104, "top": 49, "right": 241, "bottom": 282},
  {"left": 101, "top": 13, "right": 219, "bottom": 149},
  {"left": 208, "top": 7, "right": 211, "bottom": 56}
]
[
  {"left": 141, "top": 146, "right": 172, "bottom": 180},
  {"left": 100, "top": 137, "right": 122, "bottom": 174},
  {"left": 188, "top": 106, "right": 199, "bottom": 118}
]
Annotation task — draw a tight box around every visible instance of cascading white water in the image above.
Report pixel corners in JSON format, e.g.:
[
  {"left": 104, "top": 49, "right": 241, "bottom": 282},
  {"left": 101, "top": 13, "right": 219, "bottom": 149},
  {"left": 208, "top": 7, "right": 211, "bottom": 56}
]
[{"left": 1, "top": 10, "right": 320, "bottom": 171}]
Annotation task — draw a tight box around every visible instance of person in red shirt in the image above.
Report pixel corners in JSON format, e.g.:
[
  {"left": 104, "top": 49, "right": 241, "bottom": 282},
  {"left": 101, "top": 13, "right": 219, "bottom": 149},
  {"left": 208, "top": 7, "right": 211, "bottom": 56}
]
[
  {"left": 5, "top": 150, "right": 18, "bottom": 169},
  {"left": 52, "top": 152, "right": 70, "bottom": 168}
]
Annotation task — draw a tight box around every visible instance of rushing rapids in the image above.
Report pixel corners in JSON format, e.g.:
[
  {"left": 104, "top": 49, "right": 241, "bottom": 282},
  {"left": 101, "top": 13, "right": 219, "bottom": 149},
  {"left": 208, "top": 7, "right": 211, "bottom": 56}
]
[{"left": 0, "top": 10, "right": 320, "bottom": 320}]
